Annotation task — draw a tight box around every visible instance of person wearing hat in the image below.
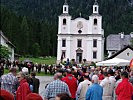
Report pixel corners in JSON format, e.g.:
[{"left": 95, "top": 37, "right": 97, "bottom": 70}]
[
  {"left": 26, "top": 93, "right": 43, "bottom": 100},
  {"left": 0, "top": 89, "right": 14, "bottom": 100},
  {"left": 86, "top": 75, "right": 103, "bottom": 100},
  {"left": 1, "top": 67, "right": 18, "bottom": 95}
]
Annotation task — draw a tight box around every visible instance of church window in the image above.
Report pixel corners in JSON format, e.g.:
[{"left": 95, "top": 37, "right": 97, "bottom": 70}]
[
  {"left": 93, "top": 51, "right": 97, "bottom": 59},
  {"left": 64, "top": 7, "right": 67, "bottom": 11},
  {"left": 63, "top": 18, "right": 66, "bottom": 25},
  {"left": 94, "top": 19, "right": 97, "bottom": 25},
  {"left": 62, "top": 39, "right": 66, "bottom": 47},
  {"left": 77, "top": 39, "right": 82, "bottom": 47},
  {"left": 93, "top": 39, "right": 97, "bottom": 47},
  {"left": 95, "top": 7, "right": 97, "bottom": 11}
]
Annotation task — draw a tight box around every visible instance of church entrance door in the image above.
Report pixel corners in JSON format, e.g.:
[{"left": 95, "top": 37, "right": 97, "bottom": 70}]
[{"left": 76, "top": 53, "right": 82, "bottom": 63}]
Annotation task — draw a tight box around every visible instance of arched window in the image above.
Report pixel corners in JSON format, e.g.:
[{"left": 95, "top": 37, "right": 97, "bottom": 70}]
[
  {"left": 63, "top": 18, "right": 66, "bottom": 25},
  {"left": 64, "top": 7, "right": 66, "bottom": 11},
  {"left": 95, "top": 7, "right": 97, "bottom": 11},
  {"left": 94, "top": 18, "right": 97, "bottom": 25}
]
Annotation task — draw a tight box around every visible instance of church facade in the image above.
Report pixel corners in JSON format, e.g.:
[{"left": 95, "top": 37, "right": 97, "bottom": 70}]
[{"left": 57, "top": 1, "right": 104, "bottom": 64}]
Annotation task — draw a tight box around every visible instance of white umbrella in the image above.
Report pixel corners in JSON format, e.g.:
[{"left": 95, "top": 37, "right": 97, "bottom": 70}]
[{"left": 96, "top": 58, "right": 130, "bottom": 66}]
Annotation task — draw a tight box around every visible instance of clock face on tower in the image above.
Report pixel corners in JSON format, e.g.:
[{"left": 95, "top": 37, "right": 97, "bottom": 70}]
[{"left": 77, "top": 21, "right": 83, "bottom": 29}]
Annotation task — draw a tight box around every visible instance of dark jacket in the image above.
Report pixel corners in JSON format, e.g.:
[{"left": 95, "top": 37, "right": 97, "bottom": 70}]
[{"left": 32, "top": 77, "right": 40, "bottom": 93}]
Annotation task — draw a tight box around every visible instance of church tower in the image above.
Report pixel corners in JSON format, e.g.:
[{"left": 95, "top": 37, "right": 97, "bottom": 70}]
[
  {"left": 93, "top": 0, "right": 99, "bottom": 14},
  {"left": 57, "top": 0, "right": 104, "bottom": 64},
  {"left": 89, "top": 0, "right": 103, "bottom": 35},
  {"left": 58, "top": 0, "right": 71, "bottom": 34},
  {"left": 63, "top": 0, "right": 69, "bottom": 14}
]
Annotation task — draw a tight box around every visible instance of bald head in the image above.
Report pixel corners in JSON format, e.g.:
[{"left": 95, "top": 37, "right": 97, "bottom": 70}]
[{"left": 54, "top": 72, "right": 62, "bottom": 80}]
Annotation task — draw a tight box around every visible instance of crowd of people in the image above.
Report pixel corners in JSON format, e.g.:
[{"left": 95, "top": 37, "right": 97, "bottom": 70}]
[
  {"left": 0, "top": 59, "right": 58, "bottom": 76},
  {"left": 0, "top": 59, "right": 133, "bottom": 100},
  {"left": 0, "top": 66, "right": 41, "bottom": 100},
  {"left": 43, "top": 66, "right": 133, "bottom": 100}
]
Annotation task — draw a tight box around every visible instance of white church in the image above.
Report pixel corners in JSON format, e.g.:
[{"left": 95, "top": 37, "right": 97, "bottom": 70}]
[{"left": 57, "top": 0, "right": 104, "bottom": 64}]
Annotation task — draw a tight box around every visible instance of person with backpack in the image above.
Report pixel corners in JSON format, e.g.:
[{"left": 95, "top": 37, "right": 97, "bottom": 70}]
[{"left": 30, "top": 72, "right": 40, "bottom": 93}]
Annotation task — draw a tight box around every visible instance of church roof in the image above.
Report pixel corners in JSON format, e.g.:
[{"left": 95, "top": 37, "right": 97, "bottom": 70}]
[
  {"left": 106, "top": 34, "right": 132, "bottom": 51},
  {"left": 64, "top": 0, "right": 68, "bottom": 5},
  {"left": 94, "top": 1, "right": 98, "bottom": 5},
  {"left": 60, "top": 13, "right": 70, "bottom": 16},
  {"left": 90, "top": 13, "right": 101, "bottom": 16},
  {"left": 107, "top": 45, "right": 133, "bottom": 59},
  {"left": 0, "top": 30, "right": 15, "bottom": 48}
]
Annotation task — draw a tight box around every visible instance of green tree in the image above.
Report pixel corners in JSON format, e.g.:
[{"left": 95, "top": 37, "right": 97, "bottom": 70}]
[
  {"left": 31, "top": 43, "right": 41, "bottom": 57},
  {"left": 20, "top": 16, "right": 30, "bottom": 55},
  {"left": 0, "top": 45, "right": 11, "bottom": 59}
]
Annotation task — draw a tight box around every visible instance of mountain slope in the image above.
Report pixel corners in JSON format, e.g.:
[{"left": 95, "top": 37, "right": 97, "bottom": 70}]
[{"left": 1, "top": 0, "right": 133, "bottom": 56}]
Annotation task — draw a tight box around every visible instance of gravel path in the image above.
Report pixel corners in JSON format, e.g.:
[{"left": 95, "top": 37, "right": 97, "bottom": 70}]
[{"left": 36, "top": 76, "right": 53, "bottom": 99}]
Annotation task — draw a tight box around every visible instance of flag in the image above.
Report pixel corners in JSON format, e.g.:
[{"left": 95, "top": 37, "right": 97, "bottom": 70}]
[{"left": 130, "top": 58, "right": 133, "bottom": 69}]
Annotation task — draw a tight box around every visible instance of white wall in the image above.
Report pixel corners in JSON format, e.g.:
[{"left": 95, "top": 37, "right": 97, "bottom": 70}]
[
  {"left": 57, "top": 3, "right": 104, "bottom": 63},
  {"left": 115, "top": 48, "right": 133, "bottom": 61},
  {"left": 0, "top": 34, "right": 14, "bottom": 62}
]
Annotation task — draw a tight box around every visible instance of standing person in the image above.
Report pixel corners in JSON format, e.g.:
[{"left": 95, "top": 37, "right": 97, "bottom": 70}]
[
  {"left": 129, "top": 71, "right": 133, "bottom": 85},
  {"left": 27, "top": 62, "right": 31, "bottom": 74},
  {"left": 115, "top": 71, "right": 133, "bottom": 100},
  {"left": 86, "top": 75, "right": 103, "bottom": 100},
  {"left": 98, "top": 70, "right": 104, "bottom": 81},
  {"left": 100, "top": 72, "right": 113, "bottom": 100},
  {"left": 44, "top": 72, "right": 71, "bottom": 100},
  {"left": 62, "top": 69, "right": 78, "bottom": 100},
  {"left": 1, "top": 68, "right": 18, "bottom": 95},
  {"left": 30, "top": 72, "right": 40, "bottom": 93},
  {"left": 0, "top": 62, "right": 4, "bottom": 77},
  {"left": 16, "top": 72, "right": 31, "bottom": 100},
  {"left": 76, "top": 73, "right": 92, "bottom": 100},
  {"left": 38, "top": 63, "right": 42, "bottom": 73},
  {"left": 108, "top": 69, "right": 116, "bottom": 99}
]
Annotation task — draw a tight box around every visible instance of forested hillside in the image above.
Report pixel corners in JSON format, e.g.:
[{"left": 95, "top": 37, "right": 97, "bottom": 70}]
[{"left": 1, "top": 0, "right": 133, "bottom": 56}]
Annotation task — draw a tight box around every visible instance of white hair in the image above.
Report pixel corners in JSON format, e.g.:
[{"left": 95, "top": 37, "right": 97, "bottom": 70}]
[
  {"left": 22, "top": 67, "right": 28, "bottom": 73},
  {"left": 92, "top": 75, "right": 99, "bottom": 83},
  {"left": 22, "top": 67, "right": 29, "bottom": 76}
]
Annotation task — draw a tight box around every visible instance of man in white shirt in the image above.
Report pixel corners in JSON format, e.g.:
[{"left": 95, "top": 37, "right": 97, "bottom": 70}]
[
  {"left": 100, "top": 72, "right": 113, "bottom": 100},
  {"left": 76, "top": 73, "right": 92, "bottom": 100},
  {"left": 108, "top": 69, "right": 116, "bottom": 99}
]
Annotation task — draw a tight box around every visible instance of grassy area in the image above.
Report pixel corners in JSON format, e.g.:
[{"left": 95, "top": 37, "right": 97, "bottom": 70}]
[
  {"left": 3, "top": 57, "right": 55, "bottom": 76},
  {"left": 19, "top": 57, "right": 56, "bottom": 65},
  {"left": 4, "top": 68, "right": 53, "bottom": 76}
]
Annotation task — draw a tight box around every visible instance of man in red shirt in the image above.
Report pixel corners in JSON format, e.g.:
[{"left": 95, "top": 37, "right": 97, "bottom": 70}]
[
  {"left": 62, "top": 69, "right": 78, "bottom": 100},
  {"left": 115, "top": 71, "right": 133, "bottom": 100}
]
